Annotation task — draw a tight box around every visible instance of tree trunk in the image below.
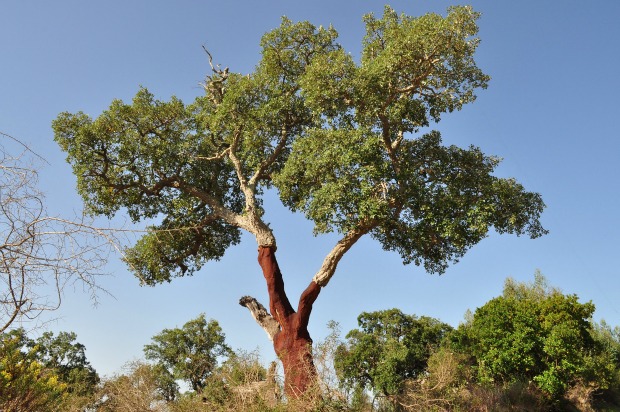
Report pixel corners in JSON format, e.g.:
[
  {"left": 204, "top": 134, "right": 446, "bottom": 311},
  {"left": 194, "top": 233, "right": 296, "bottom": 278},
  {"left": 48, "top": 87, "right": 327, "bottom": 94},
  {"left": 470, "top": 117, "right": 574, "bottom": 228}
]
[{"left": 256, "top": 246, "right": 321, "bottom": 398}]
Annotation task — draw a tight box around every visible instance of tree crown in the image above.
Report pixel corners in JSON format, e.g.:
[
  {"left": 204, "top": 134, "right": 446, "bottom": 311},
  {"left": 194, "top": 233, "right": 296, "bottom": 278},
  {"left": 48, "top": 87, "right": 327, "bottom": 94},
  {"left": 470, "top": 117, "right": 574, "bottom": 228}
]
[
  {"left": 451, "top": 273, "right": 605, "bottom": 399},
  {"left": 335, "top": 308, "right": 452, "bottom": 396},
  {"left": 144, "top": 314, "right": 231, "bottom": 392},
  {"left": 53, "top": 6, "right": 546, "bottom": 285}
]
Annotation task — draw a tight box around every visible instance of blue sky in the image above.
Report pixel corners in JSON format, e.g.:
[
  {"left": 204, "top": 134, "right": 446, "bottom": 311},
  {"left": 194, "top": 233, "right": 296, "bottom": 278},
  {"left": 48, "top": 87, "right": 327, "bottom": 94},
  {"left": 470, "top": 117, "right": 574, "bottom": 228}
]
[{"left": 2, "top": 1, "right": 620, "bottom": 377}]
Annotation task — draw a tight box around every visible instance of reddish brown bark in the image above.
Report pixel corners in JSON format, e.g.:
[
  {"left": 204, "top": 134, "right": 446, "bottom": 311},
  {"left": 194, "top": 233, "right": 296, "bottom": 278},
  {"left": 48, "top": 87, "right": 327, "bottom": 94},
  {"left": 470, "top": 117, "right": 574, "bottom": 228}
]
[{"left": 257, "top": 246, "right": 321, "bottom": 397}]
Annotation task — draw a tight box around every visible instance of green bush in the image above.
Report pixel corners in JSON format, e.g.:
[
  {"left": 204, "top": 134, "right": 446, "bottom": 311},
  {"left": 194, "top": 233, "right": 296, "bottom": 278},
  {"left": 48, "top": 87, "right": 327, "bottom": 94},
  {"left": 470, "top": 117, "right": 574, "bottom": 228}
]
[
  {"left": 335, "top": 309, "right": 452, "bottom": 402},
  {"left": 451, "top": 272, "right": 616, "bottom": 401}
]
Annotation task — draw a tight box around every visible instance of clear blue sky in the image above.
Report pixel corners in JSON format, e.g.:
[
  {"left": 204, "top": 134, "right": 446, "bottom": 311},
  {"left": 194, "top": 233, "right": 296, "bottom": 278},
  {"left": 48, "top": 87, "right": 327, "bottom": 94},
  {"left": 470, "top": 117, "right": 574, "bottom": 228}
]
[{"left": 2, "top": 1, "right": 619, "bottom": 378}]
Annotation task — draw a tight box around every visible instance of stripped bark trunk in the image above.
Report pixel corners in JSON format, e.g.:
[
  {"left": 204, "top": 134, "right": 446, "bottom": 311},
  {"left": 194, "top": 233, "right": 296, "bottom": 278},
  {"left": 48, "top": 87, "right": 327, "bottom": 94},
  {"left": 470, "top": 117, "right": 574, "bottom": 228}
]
[
  {"left": 240, "top": 229, "right": 368, "bottom": 398},
  {"left": 255, "top": 246, "right": 321, "bottom": 398}
]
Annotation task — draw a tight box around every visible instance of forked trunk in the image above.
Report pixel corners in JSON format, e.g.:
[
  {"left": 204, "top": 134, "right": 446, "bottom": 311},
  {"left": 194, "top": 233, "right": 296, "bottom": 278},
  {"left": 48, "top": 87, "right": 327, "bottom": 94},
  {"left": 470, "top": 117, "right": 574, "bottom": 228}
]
[{"left": 256, "top": 246, "right": 321, "bottom": 397}]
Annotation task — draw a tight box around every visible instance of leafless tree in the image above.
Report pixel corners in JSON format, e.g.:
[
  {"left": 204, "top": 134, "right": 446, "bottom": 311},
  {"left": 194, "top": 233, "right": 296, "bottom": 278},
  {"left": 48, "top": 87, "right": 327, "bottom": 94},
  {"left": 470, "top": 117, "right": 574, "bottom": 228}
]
[{"left": 0, "top": 132, "right": 116, "bottom": 332}]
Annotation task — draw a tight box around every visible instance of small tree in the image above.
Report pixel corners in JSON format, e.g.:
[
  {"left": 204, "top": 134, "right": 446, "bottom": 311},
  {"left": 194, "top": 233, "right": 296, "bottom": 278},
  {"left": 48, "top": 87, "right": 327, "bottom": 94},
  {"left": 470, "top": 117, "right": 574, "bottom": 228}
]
[
  {"left": 335, "top": 309, "right": 452, "bottom": 402},
  {"left": 0, "top": 329, "right": 67, "bottom": 412},
  {"left": 0, "top": 328, "right": 99, "bottom": 411},
  {"left": 144, "top": 313, "right": 231, "bottom": 393},
  {"left": 33, "top": 331, "right": 99, "bottom": 397},
  {"left": 54, "top": 6, "right": 546, "bottom": 396},
  {"left": 452, "top": 273, "right": 613, "bottom": 400}
]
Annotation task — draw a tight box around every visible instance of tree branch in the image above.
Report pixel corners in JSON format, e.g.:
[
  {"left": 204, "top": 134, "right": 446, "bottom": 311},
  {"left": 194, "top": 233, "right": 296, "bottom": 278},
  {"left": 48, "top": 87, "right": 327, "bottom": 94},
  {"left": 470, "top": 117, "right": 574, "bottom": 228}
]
[
  {"left": 312, "top": 227, "right": 370, "bottom": 286},
  {"left": 175, "top": 181, "right": 243, "bottom": 226},
  {"left": 239, "top": 296, "right": 280, "bottom": 341},
  {"left": 257, "top": 246, "right": 294, "bottom": 326},
  {"left": 297, "top": 281, "right": 321, "bottom": 329},
  {"left": 250, "top": 124, "right": 289, "bottom": 187},
  {"left": 378, "top": 114, "right": 401, "bottom": 175},
  {"left": 0, "top": 147, "right": 116, "bottom": 331}
]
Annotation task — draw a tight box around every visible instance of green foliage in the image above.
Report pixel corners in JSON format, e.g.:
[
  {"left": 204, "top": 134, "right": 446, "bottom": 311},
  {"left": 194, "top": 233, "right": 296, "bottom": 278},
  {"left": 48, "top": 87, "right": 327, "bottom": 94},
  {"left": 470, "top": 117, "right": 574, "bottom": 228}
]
[
  {"left": 144, "top": 314, "right": 232, "bottom": 392},
  {"left": 335, "top": 309, "right": 452, "bottom": 397},
  {"left": 0, "top": 329, "right": 67, "bottom": 412},
  {"left": 276, "top": 6, "right": 546, "bottom": 274},
  {"left": 451, "top": 272, "right": 614, "bottom": 400},
  {"left": 33, "top": 330, "right": 99, "bottom": 397},
  {"left": 590, "top": 320, "right": 620, "bottom": 396},
  {"left": 53, "top": 88, "right": 243, "bottom": 285},
  {"left": 0, "top": 328, "right": 98, "bottom": 411},
  {"left": 54, "top": 5, "right": 546, "bottom": 286}
]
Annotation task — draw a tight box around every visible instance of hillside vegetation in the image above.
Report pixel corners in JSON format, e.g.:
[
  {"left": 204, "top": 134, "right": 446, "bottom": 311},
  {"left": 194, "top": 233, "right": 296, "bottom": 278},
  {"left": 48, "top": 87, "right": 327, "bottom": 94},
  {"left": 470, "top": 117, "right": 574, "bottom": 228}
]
[{"left": 2, "top": 274, "right": 619, "bottom": 411}]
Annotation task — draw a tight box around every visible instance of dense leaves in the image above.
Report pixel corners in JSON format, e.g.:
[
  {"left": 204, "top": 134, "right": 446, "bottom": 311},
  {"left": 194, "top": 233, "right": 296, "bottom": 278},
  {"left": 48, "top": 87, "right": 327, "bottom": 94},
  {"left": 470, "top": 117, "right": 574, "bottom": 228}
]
[
  {"left": 335, "top": 309, "right": 452, "bottom": 396},
  {"left": 0, "top": 330, "right": 65, "bottom": 412},
  {"left": 451, "top": 273, "right": 615, "bottom": 399},
  {"left": 277, "top": 5, "right": 546, "bottom": 274},
  {"left": 32, "top": 330, "right": 99, "bottom": 397},
  {"left": 54, "top": 90, "right": 244, "bottom": 285},
  {"left": 0, "top": 328, "right": 98, "bottom": 411},
  {"left": 144, "top": 314, "right": 232, "bottom": 393},
  {"left": 54, "top": 5, "right": 546, "bottom": 285},
  {"left": 334, "top": 277, "right": 620, "bottom": 410}
]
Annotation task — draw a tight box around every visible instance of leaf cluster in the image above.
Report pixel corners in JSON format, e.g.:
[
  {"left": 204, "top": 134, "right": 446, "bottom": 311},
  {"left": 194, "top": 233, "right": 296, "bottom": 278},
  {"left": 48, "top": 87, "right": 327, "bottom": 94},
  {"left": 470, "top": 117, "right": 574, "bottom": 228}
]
[
  {"left": 451, "top": 272, "right": 613, "bottom": 399},
  {"left": 335, "top": 308, "right": 452, "bottom": 397},
  {"left": 144, "top": 313, "right": 232, "bottom": 393}
]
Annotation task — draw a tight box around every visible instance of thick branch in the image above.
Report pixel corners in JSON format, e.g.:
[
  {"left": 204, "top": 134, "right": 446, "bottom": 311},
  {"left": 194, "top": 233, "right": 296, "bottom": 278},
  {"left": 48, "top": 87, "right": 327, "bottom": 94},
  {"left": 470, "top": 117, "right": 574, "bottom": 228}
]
[
  {"left": 297, "top": 281, "right": 321, "bottom": 330},
  {"left": 226, "top": 131, "right": 276, "bottom": 247},
  {"left": 228, "top": 129, "right": 249, "bottom": 190},
  {"left": 378, "top": 114, "right": 401, "bottom": 174},
  {"left": 178, "top": 176, "right": 275, "bottom": 246},
  {"left": 174, "top": 180, "right": 247, "bottom": 227},
  {"left": 312, "top": 228, "right": 369, "bottom": 286},
  {"left": 239, "top": 296, "right": 280, "bottom": 341},
  {"left": 257, "top": 246, "right": 294, "bottom": 326},
  {"left": 392, "top": 130, "right": 404, "bottom": 152}
]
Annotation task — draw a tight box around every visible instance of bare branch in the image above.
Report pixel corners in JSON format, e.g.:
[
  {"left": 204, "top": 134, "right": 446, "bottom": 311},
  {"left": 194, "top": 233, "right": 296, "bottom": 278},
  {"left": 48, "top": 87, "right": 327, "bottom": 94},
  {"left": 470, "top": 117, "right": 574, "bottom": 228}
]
[
  {"left": 0, "top": 131, "right": 48, "bottom": 164},
  {"left": 192, "top": 147, "right": 230, "bottom": 162},
  {"left": 200, "top": 46, "right": 230, "bottom": 105},
  {"left": 201, "top": 46, "right": 228, "bottom": 76},
  {"left": 239, "top": 295, "right": 281, "bottom": 341},
  {"left": 0, "top": 138, "right": 120, "bottom": 332}
]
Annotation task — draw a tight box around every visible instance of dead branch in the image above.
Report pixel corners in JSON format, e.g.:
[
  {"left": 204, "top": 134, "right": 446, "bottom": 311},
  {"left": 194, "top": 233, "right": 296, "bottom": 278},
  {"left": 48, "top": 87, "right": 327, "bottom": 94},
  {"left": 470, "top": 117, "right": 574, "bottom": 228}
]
[
  {"left": 239, "top": 295, "right": 280, "bottom": 341},
  {"left": 0, "top": 135, "right": 121, "bottom": 332}
]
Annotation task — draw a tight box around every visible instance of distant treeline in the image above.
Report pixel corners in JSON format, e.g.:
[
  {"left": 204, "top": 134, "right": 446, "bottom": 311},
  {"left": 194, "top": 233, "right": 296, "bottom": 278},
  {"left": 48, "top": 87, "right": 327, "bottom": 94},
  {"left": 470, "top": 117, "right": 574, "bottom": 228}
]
[{"left": 2, "top": 273, "right": 619, "bottom": 411}]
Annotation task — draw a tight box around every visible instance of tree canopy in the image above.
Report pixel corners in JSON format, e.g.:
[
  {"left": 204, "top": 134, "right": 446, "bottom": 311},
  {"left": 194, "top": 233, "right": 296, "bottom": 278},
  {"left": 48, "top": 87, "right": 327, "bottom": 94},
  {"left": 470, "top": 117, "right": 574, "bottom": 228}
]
[
  {"left": 31, "top": 330, "right": 99, "bottom": 397},
  {"left": 451, "top": 273, "right": 616, "bottom": 399},
  {"left": 144, "top": 314, "right": 231, "bottom": 393},
  {"left": 53, "top": 5, "right": 546, "bottom": 287},
  {"left": 335, "top": 309, "right": 452, "bottom": 397}
]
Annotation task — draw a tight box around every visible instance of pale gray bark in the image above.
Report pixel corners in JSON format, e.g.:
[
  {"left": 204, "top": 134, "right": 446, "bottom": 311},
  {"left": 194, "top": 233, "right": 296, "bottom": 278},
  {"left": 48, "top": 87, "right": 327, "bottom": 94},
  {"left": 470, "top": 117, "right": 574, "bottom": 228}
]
[
  {"left": 239, "top": 296, "right": 280, "bottom": 341},
  {"left": 312, "top": 228, "right": 368, "bottom": 286}
]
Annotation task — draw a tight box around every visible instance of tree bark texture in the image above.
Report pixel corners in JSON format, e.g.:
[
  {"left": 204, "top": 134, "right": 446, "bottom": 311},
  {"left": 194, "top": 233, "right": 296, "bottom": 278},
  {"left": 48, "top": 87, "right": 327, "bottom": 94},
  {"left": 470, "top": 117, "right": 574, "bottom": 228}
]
[{"left": 257, "top": 246, "right": 321, "bottom": 398}]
